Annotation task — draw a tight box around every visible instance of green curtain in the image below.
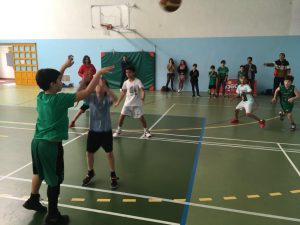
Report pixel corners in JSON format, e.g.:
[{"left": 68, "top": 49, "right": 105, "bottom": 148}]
[{"left": 101, "top": 51, "right": 155, "bottom": 90}]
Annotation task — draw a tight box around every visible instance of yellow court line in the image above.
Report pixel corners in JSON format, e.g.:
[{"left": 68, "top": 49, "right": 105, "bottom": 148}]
[
  {"left": 148, "top": 198, "right": 163, "bottom": 202},
  {"left": 269, "top": 192, "right": 282, "bottom": 197},
  {"left": 173, "top": 199, "right": 186, "bottom": 202},
  {"left": 0, "top": 134, "right": 8, "bottom": 138},
  {"left": 122, "top": 199, "right": 136, "bottom": 203},
  {"left": 97, "top": 198, "right": 111, "bottom": 202},
  {"left": 290, "top": 189, "right": 300, "bottom": 194},
  {"left": 223, "top": 196, "right": 237, "bottom": 200},
  {"left": 247, "top": 195, "right": 260, "bottom": 199},
  {"left": 71, "top": 198, "right": 85, "bottom": 202},
  {"left": 199, "top": 198, "right": 213, "bottom": 202}
]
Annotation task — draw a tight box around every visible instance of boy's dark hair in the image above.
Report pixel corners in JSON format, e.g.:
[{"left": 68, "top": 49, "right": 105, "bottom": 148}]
[
  {"left": 210, "top": 65, "right": 215, "bottom": 69},
  {"left": 36, "top": 69, "right": 60, "bottom": 91},
  {"left": 247, "top": 57, "right": 252, "bottom": 61},
  {"left": 279, "top": 52, "right": 285, "bottom": 57},
  {"left": 220, "top": 60, "right": 226, "bottom": 64},
  {"left": 125, "top": 65, "right": 135, "bottom": 73},
  {"left": 193, "top": 64, "right": 197, "bottom": 67},
  {"left": 285, "top": 75, "right": 294, "bottom": 82},
  {"left": 82, "top": 55, "right": 91, "bottom": 64},
  {"left": 240, "top": 65, "right": 245, "bottom": 68}
]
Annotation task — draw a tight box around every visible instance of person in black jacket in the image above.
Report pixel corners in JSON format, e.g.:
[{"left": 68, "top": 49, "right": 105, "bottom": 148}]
[
  {"left": 190, "top": 64, "right": 200, "bottom": 97},
  {"left": 244, "top": 57, "right": 257, "bottom": 92},
  {"left": 119, "top": 56, "right": 130, "bottom": 91}
]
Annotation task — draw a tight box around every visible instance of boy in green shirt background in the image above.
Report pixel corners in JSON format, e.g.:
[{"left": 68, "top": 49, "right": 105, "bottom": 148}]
[{"left": 216, "top": 59, "right": 229, "bottom": 97}]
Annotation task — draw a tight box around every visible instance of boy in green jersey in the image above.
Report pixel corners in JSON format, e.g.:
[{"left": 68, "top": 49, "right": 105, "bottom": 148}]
[
  {"left": 237, "top": 65, "right": 246, "bottom": 84},
  {"left": 208, "top": 65, "right": 217, "bottom": 98},
  {"left": 216, "top": 60, "right": 229, "bottom": 97},
  {"left": 23, "top": 55, "right": 113, "bottom": 225},
  {"left": 272, "top": 76, "right": 299, "bottom": 131}
]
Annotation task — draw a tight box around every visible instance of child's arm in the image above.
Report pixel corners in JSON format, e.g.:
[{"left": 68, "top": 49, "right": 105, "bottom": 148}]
[
  {"left": 140, "top": 87, "right": 145, "bottom": 103},
  {"left": 288, "top": 88, "right": 300, "bottom": 103},
  {"left": 272, "top": 87, "right": 280, "bottom": 103},
  {"left": 60, "top": 55, "right": 74, "bottom": 76},
  {"left": 114, "top": 90, "right": 126, "bottom": 107},
  {"left": 75, "top": 66, "right": 114, "bottom": 102}
]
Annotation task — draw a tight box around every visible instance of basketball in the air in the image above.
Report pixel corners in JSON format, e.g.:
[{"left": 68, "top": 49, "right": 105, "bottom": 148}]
[{"left": 159, "top": 0, "right": 182, "bottom": 12}]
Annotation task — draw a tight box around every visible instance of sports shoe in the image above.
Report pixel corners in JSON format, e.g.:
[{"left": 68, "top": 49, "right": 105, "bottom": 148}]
[
  {"left": 290, "top": 123, "right": 296, "bottom": 131},
  {"left": 23, "top": 194, "right": 47, "bottom": 213},
  {"left": 113, "top": 129, "right": 121, "bottom": 137},
  {"left": 143, "top": 130, "right": 152, "bottom": 138},
  {"left": 230, "top": 119, "right": 239, "bottom": 124},
  {"left": 110, "top": 176, "right": 119, "bottom": 189},
  {"left": 45, "top": 212, "right": 69, "bottom": 225},
  {"left": 69, "top": 121, "right": 75, "bottom": 128},
  {"left": 279, "top": 111, "right": 285, "bottom": 121},
  {"left": 259, "top": 120, "right": 266, "bottom": 129},
  {"left": 82, "top": 170, "right": 95, "bottom": 186}
]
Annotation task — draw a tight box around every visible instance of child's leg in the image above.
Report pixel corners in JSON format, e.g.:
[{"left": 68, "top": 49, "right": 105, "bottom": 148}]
[
  {"left": 170, "top": 75, "right": 174, "bottom": 90},
  {"left": 139, "top": 115, "right": 148, "bottom": 128},
  {"left": 234, "top": 109, "right": 239, "bottom": 120},
  {"left": 191, "top": 82, "right": 195, "bottom": 96},
  {"left": 118, "top": 114, "right": 126, "bottom": 127},
  {"left": 195, "top": 82, "right": 200, "bottom": 96},
  {"left": 287, "top": 113, "right": 294, "bottom": 124},
  {"left": 31, "top": 174, "right": 42, "bottom": 194},
  {"left": 246, "top": 113, "right": 261, "bottom": 121},
  {"left": 222, "top": 80, "right": 226, "bottom": 95},
  {"left": 166, "top": 74, "right": 170, "bottom": 88},
  {"left": 106, "top": 152, "right": 115, "bottom": 172},
  {"left": 86, "top": 152, "right": 94, "bottom": 171}
]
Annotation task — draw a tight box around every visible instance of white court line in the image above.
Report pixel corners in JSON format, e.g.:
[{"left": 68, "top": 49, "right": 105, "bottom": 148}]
[
  {"left": 2, "top": 176, "right": 300, "bottom": 223},
  {"left": 0, "top": 125, "right": 84, "bottom": 135},
  {"left": 277, "top": 143, "right": 300, "bottom": 177},
  {"left": 0, "top": 132, "right": 87, "bottom": 183},
  {"left": 0, "top": 195, "right": 178, "bottom": 225},
  {"left": 139, "top": 104, "right": 176, "bottom": 138}
]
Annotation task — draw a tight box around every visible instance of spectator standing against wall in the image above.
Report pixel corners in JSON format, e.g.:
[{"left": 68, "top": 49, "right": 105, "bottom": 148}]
[
  {"left": 165, "top": 58, "right": 176, "bottom": 91},
  {"left": 244, "top": 57, "right": 257, "bottom": 92},
  {"left": 264, "top": 52, "right": 290, "bottom": 94},
  {"left": 119, "top": 56, "right": 130, "bottom": 91},
  {"left": 177, "top": 60, "right": 188, "bottom": 93}
]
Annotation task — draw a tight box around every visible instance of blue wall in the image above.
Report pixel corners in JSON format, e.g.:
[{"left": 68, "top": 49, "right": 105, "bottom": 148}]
[{"left": 1, "top": 35, "right": 299, "bottom": 92}]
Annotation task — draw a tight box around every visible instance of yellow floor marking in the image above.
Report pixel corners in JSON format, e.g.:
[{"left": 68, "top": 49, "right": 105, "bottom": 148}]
[
  {"left": 148, "top": 198, "right": 163, "bottom": 202},
  {"left": 173, "top": 199, "right": 186, "bottom": 202},
  {"left": 247, "top": 195, "right": 260, "bottom": 199},
  {"left": 290, "top": 189, "right": 300, "bottom": 194},
  {"left": 199, "top": 198, "right": 213, "bottom": 202},
  {"left": 71, "top": 198, "right": 85, "bottom": 202},
  {"left": 122, "top": 199, "right": 136, "bottom": 203},
  {"left": 0, "top": 134, "right": 8, "bottom": 138},
  {"left": 223, "top": 196, "right": 237, "bottom": 200},
  {"left": 269, "top": 192, "right": 282, "bottom": 197},
  {"left": 97, "top": 198, "right": 111, "bottom": 202}
]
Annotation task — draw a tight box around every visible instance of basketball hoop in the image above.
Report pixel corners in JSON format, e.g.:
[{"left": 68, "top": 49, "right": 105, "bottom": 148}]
[{"left": 100, "top": 23, "right": 114, "bottom": 35}]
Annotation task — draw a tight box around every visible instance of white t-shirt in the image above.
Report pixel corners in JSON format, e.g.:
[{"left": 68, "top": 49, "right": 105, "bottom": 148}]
[
  {"left": 236, "top": 84, "right": 254, "bottom": 102},
  {"left": 122, "top": 78, "right": 144, "bottom": 106}
]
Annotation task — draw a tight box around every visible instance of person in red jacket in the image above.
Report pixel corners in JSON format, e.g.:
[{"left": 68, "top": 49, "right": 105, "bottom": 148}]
[{"left": 69, "top": 55, "right": 96, "bottom": 128}]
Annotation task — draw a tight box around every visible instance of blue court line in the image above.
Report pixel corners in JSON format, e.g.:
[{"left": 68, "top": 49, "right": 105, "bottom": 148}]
[{"left": 180, "top": 118, "right": 206, "bottom": 225}]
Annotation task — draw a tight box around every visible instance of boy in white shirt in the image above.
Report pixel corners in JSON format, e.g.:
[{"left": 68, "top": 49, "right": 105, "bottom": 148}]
[
  {"left": 231, "top": 76, "right": 265, "bottom": 128},
  {"left": 113, "top": 65, "right": 151, "bottom": 138}
]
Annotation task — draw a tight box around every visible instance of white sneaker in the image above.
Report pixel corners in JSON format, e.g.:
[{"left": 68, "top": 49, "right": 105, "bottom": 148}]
[
  {"left": 119, "top": 89, "right": 122, "bottom": 92},
  {"left": 143, "top": 130, "right": 152, "bottom": 138},
  {"left": 113, "top": 129, "right": 121, "bottom": 137}
]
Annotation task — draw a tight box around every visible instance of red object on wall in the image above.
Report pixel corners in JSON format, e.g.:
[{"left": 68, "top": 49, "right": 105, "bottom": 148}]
[
  {"left": 149, "top": 52, "right": 155, "bottom": 57},
  {"left": 218, "top": 79, "right": 257, "bottom": 95},
  {"left": 101, "top": 52, "right": 105, "bottom": 58}
]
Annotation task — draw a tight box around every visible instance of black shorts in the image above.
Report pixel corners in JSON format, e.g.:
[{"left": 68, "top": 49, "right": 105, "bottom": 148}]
[
  {"left": 80, "top": 103, "right": 89, "bottom": 111},
  {"left": 87, "top": 130, "right": 113, "bottom": 153}
]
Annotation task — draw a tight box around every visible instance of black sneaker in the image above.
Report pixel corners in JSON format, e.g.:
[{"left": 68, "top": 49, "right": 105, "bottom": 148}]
[
  {"left": 279, "top": 111, "right": 285, "bottom": 121},
  {"left": 23, "top": 195, "right": 47, "bottom": 213},
  {"left": 290, "top": 123, "right": 296, "bottom": 131},
  {"left": 110, "top": 176, "right": 119, "bottom": 189},
  {"left": 45, "top": 212, "right": 69, "bottom": 225},
  {"left": 82, "top": 171, "right": 95, "bottom": 186}
]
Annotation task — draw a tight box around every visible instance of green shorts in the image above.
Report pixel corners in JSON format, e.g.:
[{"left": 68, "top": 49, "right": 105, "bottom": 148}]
[
  {"left": 31, "top": 139, "right": 64, "bottom": 187},
  {"left": 280, "top": 101, "right": 294, "bottom": 113}
]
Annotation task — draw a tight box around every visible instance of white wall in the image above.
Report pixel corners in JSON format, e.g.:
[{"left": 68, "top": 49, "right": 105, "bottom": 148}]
[
  {"left": 0, "top": 0, "right": 299, "bottom": 39},
  {"left": 0, "top": 46, "right": 14, "bottom": 79}
]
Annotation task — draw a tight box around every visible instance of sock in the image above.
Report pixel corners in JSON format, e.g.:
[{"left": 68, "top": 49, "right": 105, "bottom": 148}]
[
  {"left": 47, "top": 185, "right": 60, "bottom": 217},
  {"left": 88, "top": 169, "right": 94, "bottom": 176},
  {"left": 144, "top": 128, "right": 148, "bottom": 132},
  {"left": 110, "top": 171, "right": 116, "bottom": 178},
  {"left": 117, "top": 126, "right": 121, "bottom": 130}
]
